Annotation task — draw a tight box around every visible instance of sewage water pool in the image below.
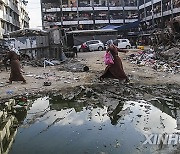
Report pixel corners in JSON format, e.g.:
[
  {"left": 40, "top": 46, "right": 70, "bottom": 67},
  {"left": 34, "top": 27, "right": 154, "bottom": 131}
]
[{"left": 9, "top": 95, "right": 180, "bottom": 154}]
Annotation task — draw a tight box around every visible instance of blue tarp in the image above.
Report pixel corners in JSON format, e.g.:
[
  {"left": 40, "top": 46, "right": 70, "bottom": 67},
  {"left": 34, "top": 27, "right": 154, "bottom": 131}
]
[
  {"left": 101, "top": 21, "right": 140, "bottom": 31},
  {"left": 115, "top": 21, "right": 140, "bottom": 31},
  {"left": 101, "top": 25, "right": 121, "bottom": 30}
]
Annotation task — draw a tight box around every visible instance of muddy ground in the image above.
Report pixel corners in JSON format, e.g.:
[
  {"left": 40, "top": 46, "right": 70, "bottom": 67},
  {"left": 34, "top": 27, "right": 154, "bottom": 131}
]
[{"left": 0, "top": 50, "right": 179, "bottom": 102}]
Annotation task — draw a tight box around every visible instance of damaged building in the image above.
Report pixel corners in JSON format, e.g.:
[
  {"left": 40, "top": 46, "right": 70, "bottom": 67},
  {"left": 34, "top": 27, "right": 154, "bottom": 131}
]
[
  {"left": 139, "top": 0, "right": 180, "bottom": 32},
  {"left": 3, "top": 28, "right": 64, "bottom": 60},
  {"left": 40, "top": 0, "right": 139, "bottom": 30},
  {"left": 0, "top": 0, "right": 30, "bottom": 38}
]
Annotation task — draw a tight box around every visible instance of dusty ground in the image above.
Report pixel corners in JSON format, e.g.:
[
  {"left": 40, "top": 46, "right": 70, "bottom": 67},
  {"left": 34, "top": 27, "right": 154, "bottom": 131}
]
[{"left": 0, "top": 50, "right": 180, "bottom": 101}]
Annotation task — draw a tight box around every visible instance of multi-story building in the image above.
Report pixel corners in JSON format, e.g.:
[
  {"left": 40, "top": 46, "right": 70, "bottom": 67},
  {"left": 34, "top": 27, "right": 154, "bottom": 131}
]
[
  {"left": 139, "top": 0, "right": 180, "bottom": 29},
  {"left": 40, "top": 0, "right": 139, "bottom": 30},
  {"left": 0, "top": 0, "right": 29, "bottom": 38},
  {"left": 19, "top": 0, "right": 30, "bottom": 29}
]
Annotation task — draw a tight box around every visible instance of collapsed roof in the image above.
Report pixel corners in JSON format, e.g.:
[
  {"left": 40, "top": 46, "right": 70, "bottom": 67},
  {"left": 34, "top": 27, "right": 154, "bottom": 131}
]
[{"left": 3, "top": 28, "right": 49, "bottom": 38}]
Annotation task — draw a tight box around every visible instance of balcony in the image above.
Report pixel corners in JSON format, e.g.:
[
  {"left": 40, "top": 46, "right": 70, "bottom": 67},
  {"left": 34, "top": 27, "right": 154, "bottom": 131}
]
[
  {"left": 78, "top": 7, "right": 93, "bottom": 11},
  {"left": 144, "top": 1, "right": 152, "bottom": 8},
  {"left": 95, "top": 20, "right": 109, "bottom": 24},
  {"left": 0, "top": 28, "right": 5, "bottom": 38},
  {"left": 43, "top": 8, "right": 60, "bottom": 12},
  {"left": 162, "top": 10, "right": 172, "bottom": 16},
  {"left": 124, "top": 6, "right": 138, "bottom": 10},
  {"left": 9, "top": 16, "right": 12, "bottom": 23},
  {"left": 110, "top": 19, "right": 123, "bottom": 23},
  {"left": 62, "top": 7, "right": 78, "bottom": 11},
  {"left": 125, "top": 19, "right": 138, "bottom": 23},
  {"left": 139, "top": 4, "right": 144, "bottom": 10},
  {"left": 0, "top": 10, "right": 3, "bottom": 18},
  {"left": 79, "top": 20, "right": 93, "bottom": 24},
  {"left": 173, "top": 7, "right": 180, "bottom": 14},
  {"left": 63, "top": 20, "right": 78, "bottom": 25},
  {"left": 153, "top": 12, "right": 162, "bottom": 19},
  {"left": 12, "top": 19, "right": 20, "bottom": 27},
  {"left": 4, "top": 14, "right": 10, "bottom": 22},
  {"left": 154, "top": 0, "right": 161, "bottom": 4},
  {"left": 145, "top": 15, "right": 153, "bottom": 21},
  {"left": 94, "top": 7, "right": 108, "bottom": 11},
  {"left": 109, "top": 7, "right": 123, "bottom": 11}
]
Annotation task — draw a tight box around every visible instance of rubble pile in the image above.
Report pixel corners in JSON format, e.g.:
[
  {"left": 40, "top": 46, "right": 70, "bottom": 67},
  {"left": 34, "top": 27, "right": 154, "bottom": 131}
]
[
  {"left": 128, "top": 47, "right": 180, "bottom": 74},
  {"left": 128, "top": 16, "right": 180, "bottom": 74},
  {"left": 21, "top": 59, "right": 62, "bottom": 67},
  {"left": 58, "top": 59, "right": 89, "bottom": 72}
]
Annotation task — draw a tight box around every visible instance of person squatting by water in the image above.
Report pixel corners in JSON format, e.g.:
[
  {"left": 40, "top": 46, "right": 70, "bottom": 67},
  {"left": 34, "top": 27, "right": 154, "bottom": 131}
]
[
  {"left": 100, "top": 40, "right": 130, "bottom": 83},
  {"left": 3, "top": 45, "right": 26, "bottom": 84}
]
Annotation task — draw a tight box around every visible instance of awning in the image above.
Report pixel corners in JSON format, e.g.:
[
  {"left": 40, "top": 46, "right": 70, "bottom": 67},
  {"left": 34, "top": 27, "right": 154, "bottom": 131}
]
[
  {"left": 101, "top": 25, "right": 121, "bottom": 30},
  {"left": 115, "top": 21, "right": 140, "bottom": 31}
]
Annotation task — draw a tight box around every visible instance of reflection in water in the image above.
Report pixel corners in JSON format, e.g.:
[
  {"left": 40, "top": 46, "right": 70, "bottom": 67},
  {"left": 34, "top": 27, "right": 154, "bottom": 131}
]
[
  {"left": 49, "top": 95, "right": 86, "bottom": 112},
  {"left": 0, "top": 99, "right": 28, "bottom": 154},
  {"left": 149, "top": 98, "right": 176, "bottom": 118},
  {"left": 109, "top": 102, "right": 124, "bottom": 125},
  {"left": 1, "top": 93, "right": 179, "bottom": 154}
]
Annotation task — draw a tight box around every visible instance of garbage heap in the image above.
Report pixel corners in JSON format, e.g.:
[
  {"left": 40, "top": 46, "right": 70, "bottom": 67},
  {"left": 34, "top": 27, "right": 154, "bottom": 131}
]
[
  {"left": 128, "top": 16, "right": 180, "bottom": 74},
  {"left": 128, "top": 47, "right": 179, "bottom": 74}
]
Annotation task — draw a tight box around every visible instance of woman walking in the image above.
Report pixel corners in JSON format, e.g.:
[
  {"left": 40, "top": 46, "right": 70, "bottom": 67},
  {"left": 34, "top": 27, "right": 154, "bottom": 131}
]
[
  {"left": 100, "top": 40, "right": 129, "bottom": 83},
  {"left": 3, "top": 47, "right": 26, "bottom": 84}
]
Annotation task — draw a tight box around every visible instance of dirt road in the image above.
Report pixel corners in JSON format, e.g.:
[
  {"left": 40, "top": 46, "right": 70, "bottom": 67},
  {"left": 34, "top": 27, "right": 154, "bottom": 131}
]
[{"left": 0, "top": 50, "right": 179, "bottom": 101}]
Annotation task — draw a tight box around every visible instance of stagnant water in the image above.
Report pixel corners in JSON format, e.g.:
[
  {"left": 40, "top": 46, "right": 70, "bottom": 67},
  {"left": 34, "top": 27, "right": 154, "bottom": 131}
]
[{"left": 8, "top": 93, "right": 180, "bottom": 154}]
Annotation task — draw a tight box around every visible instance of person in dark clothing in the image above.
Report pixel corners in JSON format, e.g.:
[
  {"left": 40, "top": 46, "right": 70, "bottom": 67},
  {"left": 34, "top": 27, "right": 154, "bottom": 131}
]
[
  {"left": 73, "top": 46, "right": 78, "bottom": 58},
  {"left": 3, "top": 49, "right": 26, "bottom": 84},
  {"left": 100, "top": 40, "right": 129, "bottom": 83}
]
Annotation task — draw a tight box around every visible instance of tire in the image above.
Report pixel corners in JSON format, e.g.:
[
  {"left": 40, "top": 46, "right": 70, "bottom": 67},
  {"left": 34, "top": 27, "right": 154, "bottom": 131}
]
[
  {"left": 126, "top": 45, "right": 130, "bottom": 49},
  {"left": 79, "top": 48, "right": 84, "bottom": 52},
  {"left": 98, "top": 46, "right": 103, "bottom": 51}
]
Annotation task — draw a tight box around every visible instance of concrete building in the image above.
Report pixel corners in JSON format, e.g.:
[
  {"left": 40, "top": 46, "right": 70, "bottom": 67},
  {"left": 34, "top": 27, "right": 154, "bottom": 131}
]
[
  {"left": 0, "top": 0, "right": 30, "bottom": 38},
  {"left": 40, "top": 0, "right": 139, "bottom": 30},
  {"left": 4, "top": 28, "right": 65, "bottom": 60},
  {"left": 139, "top": 0, "right": 180, "bottom": 29}
]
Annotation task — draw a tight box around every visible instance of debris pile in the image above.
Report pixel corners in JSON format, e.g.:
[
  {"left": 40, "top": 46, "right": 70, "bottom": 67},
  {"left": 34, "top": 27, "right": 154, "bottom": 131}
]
[
  {"left": 128, "top": 47, "right": 180, "bottom": 74},
  {"left": 128, "top": 15, "right": 180, "bottom": 74},
  {"left": 58, "top": 59, "right": 89, "bottom": 72},
  {"left": 21, "top": 59, "right": 62, "bottom": 67}
]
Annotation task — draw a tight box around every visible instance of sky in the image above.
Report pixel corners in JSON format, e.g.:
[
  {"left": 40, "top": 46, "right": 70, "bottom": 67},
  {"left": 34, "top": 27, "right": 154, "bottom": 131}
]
[{"left": 26, "top": 0, "right": 42, "bottom": 29}]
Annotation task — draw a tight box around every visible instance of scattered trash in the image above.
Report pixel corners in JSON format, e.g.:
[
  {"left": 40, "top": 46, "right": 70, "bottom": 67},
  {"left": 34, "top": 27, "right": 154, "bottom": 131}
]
[
  {"left": 83, "top": 66, "right": 89, "bottom": 72},
  {"left": 43, "top": 81, "right": 52, "bottom": 86},
  {"left": 6, "top": 90, "right": 14, "bottom": 95},
  {"left": 127, "top": 48, "right": 180, "bottom": 74}
]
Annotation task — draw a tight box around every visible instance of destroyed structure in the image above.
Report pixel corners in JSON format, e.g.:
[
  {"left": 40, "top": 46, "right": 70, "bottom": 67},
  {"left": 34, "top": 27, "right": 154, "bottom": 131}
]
[
  {"left": 128, "top": 15, "right": 180, "bottom": 74},
  {"left": 40, "top": 0, "right": 138, "bottom": 30},
  {"left": 3, "top": 28, "right": 65, "bottom": 60}
]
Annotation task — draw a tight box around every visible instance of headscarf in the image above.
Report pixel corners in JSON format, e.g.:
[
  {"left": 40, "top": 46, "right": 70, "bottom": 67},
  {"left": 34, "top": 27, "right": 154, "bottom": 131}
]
[
  {"left": 106, "top": 40, "right": 114, "bottom": 47},
  {"left": 9, "top": 44, "right": 20, "bottom": 55}
]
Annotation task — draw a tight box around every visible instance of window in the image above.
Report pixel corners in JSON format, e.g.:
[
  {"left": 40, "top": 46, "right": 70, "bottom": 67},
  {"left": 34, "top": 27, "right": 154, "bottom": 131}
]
[
  {"left": 0, "top": 2, "right": 3, "bottom": 10},
  {"left": 87, "top": 40, "right": 99, "bottom": 44},
  {"left": 1, "top": 21, "right": 5, "bottom": 29}
]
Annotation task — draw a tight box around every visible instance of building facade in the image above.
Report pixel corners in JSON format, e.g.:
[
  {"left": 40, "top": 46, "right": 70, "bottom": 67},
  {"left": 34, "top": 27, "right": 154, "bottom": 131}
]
[
  {"left": 40, "top": 0, "right": 139, "bottom": 30},
  {"left": 139, "top": 0, "right": 180, "bottom": 29},
  {"left": 0, "top": 0, "right": 30, "bottom": 38}
]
